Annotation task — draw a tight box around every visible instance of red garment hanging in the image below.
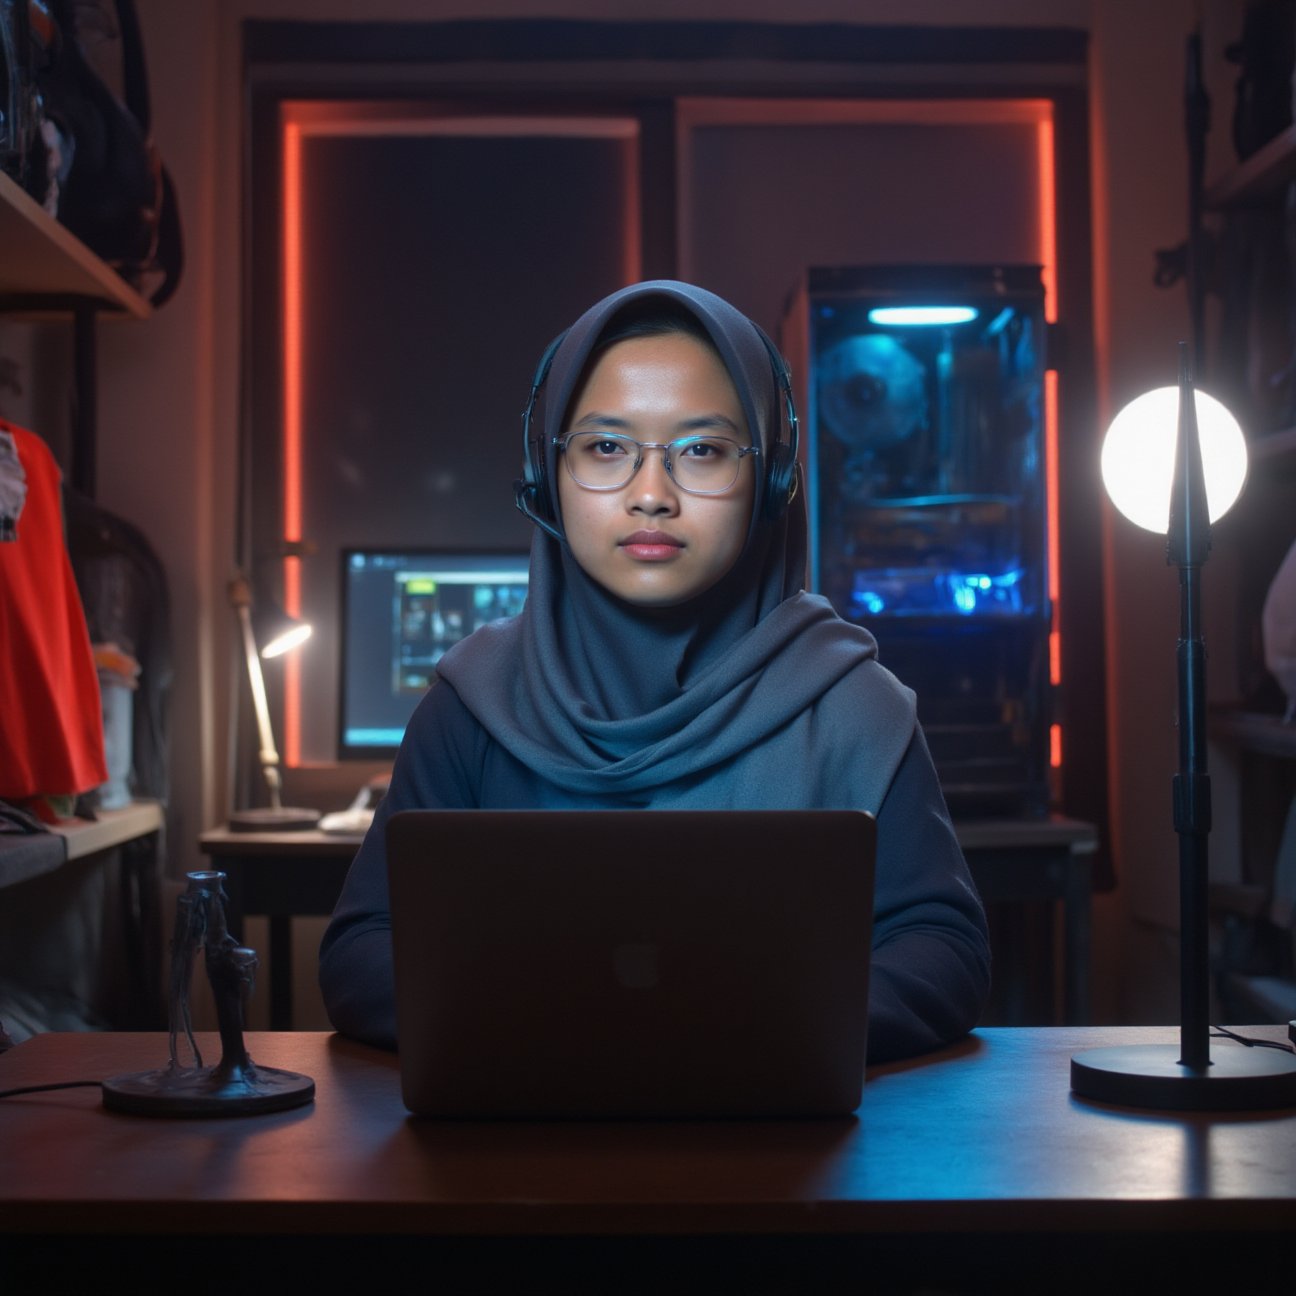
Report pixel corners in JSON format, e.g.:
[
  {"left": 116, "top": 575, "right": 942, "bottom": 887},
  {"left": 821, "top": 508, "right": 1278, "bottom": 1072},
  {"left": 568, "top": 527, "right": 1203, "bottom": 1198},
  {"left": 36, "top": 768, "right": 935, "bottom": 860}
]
[{"left": 0, "top": 421, "right": 107, "bottom": 809}]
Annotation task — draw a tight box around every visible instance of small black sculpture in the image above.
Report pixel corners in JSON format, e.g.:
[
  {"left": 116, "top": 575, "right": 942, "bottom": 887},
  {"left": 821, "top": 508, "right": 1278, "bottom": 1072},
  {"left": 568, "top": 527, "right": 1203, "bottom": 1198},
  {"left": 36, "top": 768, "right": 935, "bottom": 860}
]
[{"left": 102, "top": 871, "right": 315, "bottom": 1116}]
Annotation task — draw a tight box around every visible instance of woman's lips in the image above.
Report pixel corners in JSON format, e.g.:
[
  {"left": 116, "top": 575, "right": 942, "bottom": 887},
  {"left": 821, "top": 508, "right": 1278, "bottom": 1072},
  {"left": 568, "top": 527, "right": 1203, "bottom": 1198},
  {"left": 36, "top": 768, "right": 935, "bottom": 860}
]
[{"left": 620, "top": 530, "right": 684, "bottom": 560}]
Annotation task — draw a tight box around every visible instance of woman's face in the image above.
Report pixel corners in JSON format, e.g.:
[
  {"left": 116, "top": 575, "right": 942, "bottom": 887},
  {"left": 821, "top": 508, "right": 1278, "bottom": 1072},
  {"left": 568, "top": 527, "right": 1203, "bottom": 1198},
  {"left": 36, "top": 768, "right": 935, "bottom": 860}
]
[{"left": 557, "top": 332, "right": 756, "bottom": 608}]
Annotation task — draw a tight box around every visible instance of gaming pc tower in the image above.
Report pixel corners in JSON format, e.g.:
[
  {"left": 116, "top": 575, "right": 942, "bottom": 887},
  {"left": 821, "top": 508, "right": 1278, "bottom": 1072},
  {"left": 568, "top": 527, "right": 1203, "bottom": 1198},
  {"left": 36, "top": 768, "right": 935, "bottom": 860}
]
[{"left": 780, "top": 265, "right": 1052, "bottom": 817}]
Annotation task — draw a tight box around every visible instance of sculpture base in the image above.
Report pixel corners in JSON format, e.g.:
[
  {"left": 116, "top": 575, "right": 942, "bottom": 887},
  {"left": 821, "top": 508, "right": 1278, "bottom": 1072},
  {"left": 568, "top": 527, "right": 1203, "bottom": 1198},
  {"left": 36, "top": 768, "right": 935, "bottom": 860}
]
[
  {"left": 102, "top": 1061, "right": 315, "bottom": 1117},
  {"left": 1071, "top": 1042, "right": 1296, "bottom": 1111}
]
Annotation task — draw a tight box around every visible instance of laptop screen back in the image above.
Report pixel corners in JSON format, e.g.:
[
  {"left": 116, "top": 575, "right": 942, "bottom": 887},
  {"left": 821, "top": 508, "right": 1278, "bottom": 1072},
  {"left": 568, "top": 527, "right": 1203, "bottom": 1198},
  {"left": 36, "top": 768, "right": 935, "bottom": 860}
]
[{"left": 387, "top": 809, "right": 876, "bottom": 1119}]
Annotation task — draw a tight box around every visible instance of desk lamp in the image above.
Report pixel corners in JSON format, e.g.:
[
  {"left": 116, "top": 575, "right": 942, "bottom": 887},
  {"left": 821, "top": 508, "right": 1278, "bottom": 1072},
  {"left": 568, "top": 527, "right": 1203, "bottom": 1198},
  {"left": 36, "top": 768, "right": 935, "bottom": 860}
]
[
  {"left": 227, "top": 572, "right": 319, "bottom": 832},
  {"left": 1071, "top": 345, "right": 1296, "bottom": 1109}
]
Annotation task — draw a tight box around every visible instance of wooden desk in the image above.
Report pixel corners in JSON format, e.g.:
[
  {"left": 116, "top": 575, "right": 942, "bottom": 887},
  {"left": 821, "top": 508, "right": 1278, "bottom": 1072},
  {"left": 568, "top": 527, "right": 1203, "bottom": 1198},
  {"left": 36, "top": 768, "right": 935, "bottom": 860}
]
[
  {"left": 3, "top": 1026, "right": 1293, "bottom": 1291},
  {"left": 201, "top": 816, "right": 1097, "bottom": 1032}
]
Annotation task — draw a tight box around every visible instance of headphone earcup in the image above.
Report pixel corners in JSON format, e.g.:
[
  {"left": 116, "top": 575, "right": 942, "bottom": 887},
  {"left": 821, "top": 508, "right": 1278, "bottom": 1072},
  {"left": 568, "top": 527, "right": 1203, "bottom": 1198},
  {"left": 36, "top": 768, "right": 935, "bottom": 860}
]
[
  {"left": 763, "top": 442, "right": 797, "bottom": 520},
  {"left": 519, "top": 329, "right": 568, "bottom": 529},
  {"left": 519, "top": 423, "right": 551, "bottom": 521},
  {"left": 530, "top": 439, "right": 553, "bottom": 523},
  {"left": 757, "top": 331, "right": 800, "bottom": 522}
]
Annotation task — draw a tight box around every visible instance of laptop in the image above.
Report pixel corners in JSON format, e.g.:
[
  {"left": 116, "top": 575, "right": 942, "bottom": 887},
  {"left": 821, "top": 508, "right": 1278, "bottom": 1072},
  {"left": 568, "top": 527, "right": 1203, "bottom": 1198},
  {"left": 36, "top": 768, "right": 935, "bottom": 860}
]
[{"left": 386, "top": 808, "right": 876, "bottom": 1119}]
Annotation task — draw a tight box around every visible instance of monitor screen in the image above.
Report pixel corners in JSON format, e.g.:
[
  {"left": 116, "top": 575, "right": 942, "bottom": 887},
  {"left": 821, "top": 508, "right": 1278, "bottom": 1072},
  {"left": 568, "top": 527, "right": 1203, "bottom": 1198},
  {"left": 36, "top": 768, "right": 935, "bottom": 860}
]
[{"left": 338, "top": 548, "right": 530, "bottom": 759}]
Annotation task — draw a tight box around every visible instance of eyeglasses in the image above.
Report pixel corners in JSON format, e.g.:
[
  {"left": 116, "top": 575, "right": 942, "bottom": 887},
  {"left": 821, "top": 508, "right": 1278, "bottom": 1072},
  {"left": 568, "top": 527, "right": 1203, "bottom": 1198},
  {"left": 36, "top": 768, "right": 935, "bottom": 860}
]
[{"left": 556, "top": 431, "right": 759, "bottom": 494}]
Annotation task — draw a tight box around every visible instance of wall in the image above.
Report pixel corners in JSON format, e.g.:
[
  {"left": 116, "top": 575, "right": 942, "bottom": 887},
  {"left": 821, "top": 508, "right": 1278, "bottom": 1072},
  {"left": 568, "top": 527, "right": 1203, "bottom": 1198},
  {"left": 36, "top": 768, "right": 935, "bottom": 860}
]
[{"left": 64, "top": 0, "right": 1247, "bottom": 1027}]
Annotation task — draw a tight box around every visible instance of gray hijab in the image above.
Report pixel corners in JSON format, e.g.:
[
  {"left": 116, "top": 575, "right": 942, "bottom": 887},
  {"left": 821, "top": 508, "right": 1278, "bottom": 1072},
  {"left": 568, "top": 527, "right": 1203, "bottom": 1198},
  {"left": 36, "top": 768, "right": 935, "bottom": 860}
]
[{"left": 437, "top": 281, "right": 915, "bottom": 807}]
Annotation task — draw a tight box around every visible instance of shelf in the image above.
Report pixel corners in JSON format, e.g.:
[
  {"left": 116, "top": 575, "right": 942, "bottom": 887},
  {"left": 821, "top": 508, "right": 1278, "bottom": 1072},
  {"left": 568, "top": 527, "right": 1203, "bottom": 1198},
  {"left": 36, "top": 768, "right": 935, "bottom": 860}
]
[
  {"left": 50, "top": 800, "right": 164, "bottom": 861},
  {"left": 0, "top": 800, "right": 164, "bottom": 891},
  {"left": 1210, "top": 707, "right": 1296, "bottom": 758},
  {"left": 1204, "top": 123, "right": 1296, "bottom": 209},
  {"left": 0, "top": 172, "right": 151, "bottom": 319}
]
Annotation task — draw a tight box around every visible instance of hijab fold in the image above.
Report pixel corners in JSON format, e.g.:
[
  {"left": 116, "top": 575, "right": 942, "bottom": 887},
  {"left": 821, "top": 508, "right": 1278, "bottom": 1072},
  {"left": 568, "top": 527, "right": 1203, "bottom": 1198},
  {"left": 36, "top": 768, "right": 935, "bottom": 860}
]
[{"left": 437, "top": 281, "right": 915, "bottom": 809}]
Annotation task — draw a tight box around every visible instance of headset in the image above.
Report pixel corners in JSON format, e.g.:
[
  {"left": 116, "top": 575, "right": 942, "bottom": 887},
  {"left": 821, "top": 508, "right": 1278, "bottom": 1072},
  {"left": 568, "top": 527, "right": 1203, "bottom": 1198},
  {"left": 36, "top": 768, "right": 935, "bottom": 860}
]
[
  {"left": 512, "top": 330, "right": 570, "bottom": 543},
  {"left": 514, "top": 324, "right": 800, "bottom": 542}
]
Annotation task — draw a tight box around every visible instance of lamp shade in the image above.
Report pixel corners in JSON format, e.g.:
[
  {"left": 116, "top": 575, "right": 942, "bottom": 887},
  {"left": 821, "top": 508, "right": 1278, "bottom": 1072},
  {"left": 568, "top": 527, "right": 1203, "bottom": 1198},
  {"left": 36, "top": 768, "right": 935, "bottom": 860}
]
[
  {"left": 1101, "top": 385, "right": 1247, "bottom": 533},
  {"left": 256, "top": 605, "right": 312, "bottom": 659}
]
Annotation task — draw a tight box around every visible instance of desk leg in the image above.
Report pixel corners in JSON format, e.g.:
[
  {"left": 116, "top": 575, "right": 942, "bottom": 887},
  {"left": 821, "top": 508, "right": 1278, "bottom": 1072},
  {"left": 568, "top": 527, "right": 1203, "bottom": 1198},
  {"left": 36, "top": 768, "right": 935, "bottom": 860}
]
[
  {"left": 1064, "top": 853, "right": 1093, "bottom": 1024},
  {"left": 211, "top": 866, "right": 293, "bottom": 1031},
  {"left": 269, "top": 914, "right": 293, "bottom": 1031},
  {"left": 119, "top": 831, "right": 164, "bottom": 1027}
]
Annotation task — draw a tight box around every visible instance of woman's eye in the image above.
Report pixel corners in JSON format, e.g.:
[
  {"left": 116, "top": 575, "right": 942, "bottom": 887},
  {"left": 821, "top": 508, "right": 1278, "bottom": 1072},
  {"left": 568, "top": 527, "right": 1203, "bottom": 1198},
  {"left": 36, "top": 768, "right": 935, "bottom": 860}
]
[
  {"left": 679, "top": 439, "right": 727, "bottom": 459},
  {"left": 589, "top": 438, "right": 629, "bottom": 458}
]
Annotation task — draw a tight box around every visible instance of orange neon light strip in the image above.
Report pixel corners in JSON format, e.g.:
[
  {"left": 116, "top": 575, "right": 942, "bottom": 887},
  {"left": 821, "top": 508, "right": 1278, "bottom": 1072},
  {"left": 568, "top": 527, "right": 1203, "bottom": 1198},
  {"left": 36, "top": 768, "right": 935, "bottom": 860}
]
[
  {"left": 276, "top": 101, "right": 1062, "bottom": 769},
  {"left": 1037, "top": 119, "right": 1058, "bottom": 326},
  {"left": 1046, "top": 370, "right": 1062, "bottom": 681},
  {"left": 281, "top": 118, "right": 304, "bottom": 766},
  {"left": 1038, "top": 115, "right": 1063, "bottom": 766}
]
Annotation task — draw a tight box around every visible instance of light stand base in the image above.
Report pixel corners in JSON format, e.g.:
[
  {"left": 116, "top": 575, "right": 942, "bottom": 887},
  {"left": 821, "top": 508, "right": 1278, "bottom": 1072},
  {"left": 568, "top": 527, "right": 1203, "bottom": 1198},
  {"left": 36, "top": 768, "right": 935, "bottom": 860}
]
[
  {"left": 228, "top": 806, "right": 320, "bottom": 832},
  {"left": 102, "top": 1061, "right": 315, "bottom": 1116},
  {"left": 1072, "top": 1041, "right": 1296, "bottom": 1111}
]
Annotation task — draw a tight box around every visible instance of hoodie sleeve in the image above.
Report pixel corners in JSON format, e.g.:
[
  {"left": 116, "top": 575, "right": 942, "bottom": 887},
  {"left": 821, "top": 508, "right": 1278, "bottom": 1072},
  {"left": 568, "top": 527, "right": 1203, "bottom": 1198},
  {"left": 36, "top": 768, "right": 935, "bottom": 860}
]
[
  {"left": 865, "top": 725, "right": 992, "bottom": 1062},
  {"left": 318, "top": 680, "right": 482, "bottom": 1049}
]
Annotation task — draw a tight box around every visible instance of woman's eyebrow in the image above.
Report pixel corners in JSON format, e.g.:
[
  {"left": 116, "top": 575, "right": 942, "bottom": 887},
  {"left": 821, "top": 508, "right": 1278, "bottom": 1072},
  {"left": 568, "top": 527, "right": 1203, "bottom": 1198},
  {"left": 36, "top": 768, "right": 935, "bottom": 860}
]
[
  {"left": 678, "top": 414, "right": 743, "bottom": 435},
  {"left": 570, "top": 412, "right": 633, "bottom": 431},
  {"left": 568, "top": 411, "right": 745, "bottom": 435}
]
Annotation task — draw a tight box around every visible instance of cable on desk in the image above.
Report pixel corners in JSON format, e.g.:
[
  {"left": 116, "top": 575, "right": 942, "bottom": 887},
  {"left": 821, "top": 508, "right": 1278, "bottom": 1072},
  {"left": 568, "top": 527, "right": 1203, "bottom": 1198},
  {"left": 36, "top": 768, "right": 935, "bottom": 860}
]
[
  {"left": 1211, "top": 1025, "right": 1296, "bottom": 1054},
  {"left": 0, "top": 1081, "right": 102, "bottom": 1099}
]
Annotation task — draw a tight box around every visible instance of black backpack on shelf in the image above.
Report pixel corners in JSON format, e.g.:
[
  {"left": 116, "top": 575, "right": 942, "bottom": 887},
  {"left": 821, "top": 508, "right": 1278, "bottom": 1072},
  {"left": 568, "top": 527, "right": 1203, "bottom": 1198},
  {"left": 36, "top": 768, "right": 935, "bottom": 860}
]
[
  {"left": 30, "top": 0, "right": 183, "bottom": 307},
  {"left": 0, "top": 0, "right": 53, "bottom": 205},
  {"left": 65, "top": 486, "right": 173, "bottom": 809}
]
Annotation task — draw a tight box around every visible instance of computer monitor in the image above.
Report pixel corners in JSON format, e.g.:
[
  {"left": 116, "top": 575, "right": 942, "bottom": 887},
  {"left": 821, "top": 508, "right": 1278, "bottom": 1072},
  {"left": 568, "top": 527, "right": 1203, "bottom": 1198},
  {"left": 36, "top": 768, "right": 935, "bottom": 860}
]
[{"left": 338, "top": 548, "right": 529, "bottom": 759}]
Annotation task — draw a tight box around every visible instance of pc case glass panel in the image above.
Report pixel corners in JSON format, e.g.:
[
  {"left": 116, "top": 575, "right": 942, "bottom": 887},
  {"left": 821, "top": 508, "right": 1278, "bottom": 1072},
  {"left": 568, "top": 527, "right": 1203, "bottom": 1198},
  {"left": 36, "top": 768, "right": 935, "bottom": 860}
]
[{"left": 785, "top": 265, "right": 1050, "bottom": 816}]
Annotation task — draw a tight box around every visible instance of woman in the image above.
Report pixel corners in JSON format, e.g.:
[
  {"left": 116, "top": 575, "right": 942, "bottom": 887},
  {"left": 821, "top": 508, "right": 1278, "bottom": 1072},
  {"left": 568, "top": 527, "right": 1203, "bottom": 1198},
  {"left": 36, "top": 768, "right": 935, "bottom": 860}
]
[{"left": 319, "top": 280, "right": 990, "bottom": 1062}]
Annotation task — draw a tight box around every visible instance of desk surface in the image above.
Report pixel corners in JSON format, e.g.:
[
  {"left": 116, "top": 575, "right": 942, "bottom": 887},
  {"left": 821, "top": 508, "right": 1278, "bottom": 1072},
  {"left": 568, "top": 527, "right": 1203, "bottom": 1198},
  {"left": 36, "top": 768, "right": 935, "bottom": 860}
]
[
  {"left": 199, "top": 813, "right": 1099, "bottom": 858},
  {"left": 3, "top": 1025, "right": 1294, "bottom": 1239},
  {"left": 199, "top": 824, "right": 362, "bottom": 856}
]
